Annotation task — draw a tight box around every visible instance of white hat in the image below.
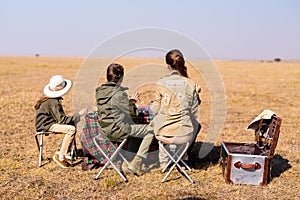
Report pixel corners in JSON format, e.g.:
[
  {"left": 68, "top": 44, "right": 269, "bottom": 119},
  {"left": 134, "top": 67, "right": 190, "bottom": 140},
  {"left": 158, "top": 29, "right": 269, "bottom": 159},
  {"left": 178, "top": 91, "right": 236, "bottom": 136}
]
[
  {"left": 43, "top": 75, "right": 72, "bottom": 98},
  {"left": 246, "top": 110, "right": 276, "bottom": 130}
]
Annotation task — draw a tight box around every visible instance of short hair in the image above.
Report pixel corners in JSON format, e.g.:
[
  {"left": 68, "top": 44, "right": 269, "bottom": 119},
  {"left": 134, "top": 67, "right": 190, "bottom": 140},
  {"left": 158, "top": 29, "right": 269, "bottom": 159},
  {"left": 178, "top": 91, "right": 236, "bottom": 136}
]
[{"left": 106, "top": 63, "right": 124, "bottom": 83}]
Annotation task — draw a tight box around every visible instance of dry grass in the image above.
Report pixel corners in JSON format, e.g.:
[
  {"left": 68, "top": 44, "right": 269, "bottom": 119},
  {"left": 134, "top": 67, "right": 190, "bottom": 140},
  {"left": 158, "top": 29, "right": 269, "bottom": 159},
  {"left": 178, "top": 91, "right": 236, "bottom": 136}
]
[{"left": 0, "top": 56, "right": 299, "bottom": 199}]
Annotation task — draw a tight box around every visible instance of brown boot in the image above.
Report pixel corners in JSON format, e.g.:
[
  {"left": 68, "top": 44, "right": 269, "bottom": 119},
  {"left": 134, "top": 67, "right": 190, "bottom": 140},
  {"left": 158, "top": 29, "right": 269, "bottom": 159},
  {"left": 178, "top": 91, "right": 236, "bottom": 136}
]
[
  {"left": 128, "top": 156, "right": 143, "bottom": 176},
  {"left": 121, "top": 161, "right": 130, "bottom": 174}
]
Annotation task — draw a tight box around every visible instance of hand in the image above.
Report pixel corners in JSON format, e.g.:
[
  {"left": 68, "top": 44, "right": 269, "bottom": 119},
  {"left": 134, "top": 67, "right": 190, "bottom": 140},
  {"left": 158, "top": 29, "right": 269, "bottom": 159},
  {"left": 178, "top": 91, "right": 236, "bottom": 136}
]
[
  {"left": 78, "top": 108, "right": 88, "bottom": 116},
  {"left": 196, "top": 83, "right": 201, "bottom": 93},
  {"left": 130, "top": 92, "right": 139, "bottom": 102}
]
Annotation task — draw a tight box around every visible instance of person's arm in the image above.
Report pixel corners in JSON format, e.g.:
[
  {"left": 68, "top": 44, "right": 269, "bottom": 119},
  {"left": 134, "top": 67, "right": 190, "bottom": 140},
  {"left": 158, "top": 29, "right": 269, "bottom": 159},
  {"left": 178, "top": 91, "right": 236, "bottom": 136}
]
[
  {"left": 196, "top": 83, "right": 201, "bottom": 93},
  {"left": 49, "top": 99, "right": 77, "bottom": 125},
  {"left": 129, "top": 101, "right": 139, "bottom": 121},
  {"left": 49, "top": 98, "right": 86, "bottom": 126},
  {"left": 128, "top": 91, "right": 140, "bottom": 120},
  {"left": 191, "top": 84, "right": 201, "bottom": 118},
  {"left": 115, "top": 90, "right": 139, "bottom": 120},
  {"left": 151, "top": 86, "right": 162, "bottom": 115}
]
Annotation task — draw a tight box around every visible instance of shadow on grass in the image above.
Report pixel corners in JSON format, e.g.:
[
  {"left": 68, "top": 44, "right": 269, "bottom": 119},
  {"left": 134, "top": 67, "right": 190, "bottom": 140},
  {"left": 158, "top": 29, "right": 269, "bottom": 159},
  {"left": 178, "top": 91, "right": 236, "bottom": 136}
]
[
  {"left": 189, "top": 142, "right": 221, "bottom": 170},
  {"left": 270, "top": 154, "right": 291, "bottom": 179},
  {"left": 76, "top": 148, "right": 85, "bottom": 157}
]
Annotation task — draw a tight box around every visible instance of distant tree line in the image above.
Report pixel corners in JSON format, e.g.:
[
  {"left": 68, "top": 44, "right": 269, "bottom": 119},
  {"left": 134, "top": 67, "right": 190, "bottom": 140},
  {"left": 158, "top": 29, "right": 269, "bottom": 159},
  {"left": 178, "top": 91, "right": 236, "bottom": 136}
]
[{"left": 260, "top": 58, "right": 281, "bottom": 63}]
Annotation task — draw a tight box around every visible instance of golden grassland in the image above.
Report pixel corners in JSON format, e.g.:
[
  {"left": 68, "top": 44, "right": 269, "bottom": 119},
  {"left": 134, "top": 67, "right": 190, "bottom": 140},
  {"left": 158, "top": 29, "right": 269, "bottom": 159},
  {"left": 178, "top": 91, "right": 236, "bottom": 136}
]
[{"left": 0, "top": 56, "right": 299, "bottom": 199}]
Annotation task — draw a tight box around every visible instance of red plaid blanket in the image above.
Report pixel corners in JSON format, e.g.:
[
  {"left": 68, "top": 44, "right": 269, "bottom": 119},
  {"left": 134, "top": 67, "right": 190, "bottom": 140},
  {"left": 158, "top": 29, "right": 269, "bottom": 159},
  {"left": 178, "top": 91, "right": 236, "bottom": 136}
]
[
  {"left": 80, "top": 108, "right": 158, "bottom": 170},
  {"left": 80, "top": 112, "right": 121, "bottom": 166}
]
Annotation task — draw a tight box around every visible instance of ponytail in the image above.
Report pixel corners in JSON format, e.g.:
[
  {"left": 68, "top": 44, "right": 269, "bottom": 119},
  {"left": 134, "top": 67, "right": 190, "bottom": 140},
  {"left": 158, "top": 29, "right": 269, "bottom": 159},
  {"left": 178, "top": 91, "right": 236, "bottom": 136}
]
[{"left": 165, "top": 49, "right": 188, "bottom": 78}]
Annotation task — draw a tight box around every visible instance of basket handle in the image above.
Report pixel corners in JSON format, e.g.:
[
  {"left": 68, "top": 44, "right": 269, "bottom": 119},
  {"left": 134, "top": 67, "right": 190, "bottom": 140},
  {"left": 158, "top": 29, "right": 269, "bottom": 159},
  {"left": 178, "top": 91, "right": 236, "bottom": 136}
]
[{"left": 234, "top": 161, "right": 261, "bottom": 170}]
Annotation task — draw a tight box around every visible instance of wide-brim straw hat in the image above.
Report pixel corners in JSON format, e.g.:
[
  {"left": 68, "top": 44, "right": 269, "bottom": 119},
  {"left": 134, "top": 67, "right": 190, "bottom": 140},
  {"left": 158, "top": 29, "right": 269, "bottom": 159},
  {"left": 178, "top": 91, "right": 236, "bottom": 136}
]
[
  {"left": 246, "top": 109, "right": 276, "bottom": 130},
  {"left": 43, "top": 75, "right": 72, "bottom": 98}
]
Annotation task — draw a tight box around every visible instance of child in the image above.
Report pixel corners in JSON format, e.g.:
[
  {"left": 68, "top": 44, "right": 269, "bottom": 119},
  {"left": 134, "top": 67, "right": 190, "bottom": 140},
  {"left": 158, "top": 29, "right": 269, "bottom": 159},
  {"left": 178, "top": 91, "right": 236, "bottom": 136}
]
[{"left": 35, "top": 75, "right": 87, "bottom": 168}]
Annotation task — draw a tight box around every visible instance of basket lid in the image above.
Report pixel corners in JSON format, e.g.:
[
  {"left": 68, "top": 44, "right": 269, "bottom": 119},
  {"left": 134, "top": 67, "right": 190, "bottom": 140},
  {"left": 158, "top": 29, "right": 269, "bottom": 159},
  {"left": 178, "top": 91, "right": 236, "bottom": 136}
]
[
  {"left": 246, "top": 110, "right": 276, "bottom": 130},
  {"left": 246, "top": 110, "right": 282, "bottom": 158}
]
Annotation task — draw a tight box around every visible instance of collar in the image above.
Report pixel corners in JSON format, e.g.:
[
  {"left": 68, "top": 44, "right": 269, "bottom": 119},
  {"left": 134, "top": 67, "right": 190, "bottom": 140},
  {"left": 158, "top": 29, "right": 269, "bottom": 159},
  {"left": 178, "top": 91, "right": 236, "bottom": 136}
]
[
  {"left": 103, "top": 82, "right": 117, "bottom": 86},
  {"left": 171, "top": 71, "right": 181, "bottom": 76},
  {"left": 102, "top": 82, "right": 128, "bottom": 90}
]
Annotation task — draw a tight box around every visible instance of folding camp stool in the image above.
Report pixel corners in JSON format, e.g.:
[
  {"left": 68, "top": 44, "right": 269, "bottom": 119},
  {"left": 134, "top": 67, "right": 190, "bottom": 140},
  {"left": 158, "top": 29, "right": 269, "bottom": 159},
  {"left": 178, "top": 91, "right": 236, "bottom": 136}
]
[
  {"left": 158, "top": 141, "right": 194, "bottom": 183},
  {"left": 35, "top": 131, "right": 77, "bottom": 167},
  {"left": 93, "top": 133, "right": 130, "bottom": 182}
]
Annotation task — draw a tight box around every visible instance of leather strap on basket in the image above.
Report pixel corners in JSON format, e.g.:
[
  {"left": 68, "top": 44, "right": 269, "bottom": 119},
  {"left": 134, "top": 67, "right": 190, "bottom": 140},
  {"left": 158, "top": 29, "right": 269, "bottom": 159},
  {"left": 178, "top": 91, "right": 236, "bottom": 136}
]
[
  {"left": 255, "top": 119, "right": 264, "bottom": 142},
  {"left": 259, "top": 137, "right": 273, "bottom": 145},
  {"left": 234, "top": 161, "right": 261, "bottom": 170}
]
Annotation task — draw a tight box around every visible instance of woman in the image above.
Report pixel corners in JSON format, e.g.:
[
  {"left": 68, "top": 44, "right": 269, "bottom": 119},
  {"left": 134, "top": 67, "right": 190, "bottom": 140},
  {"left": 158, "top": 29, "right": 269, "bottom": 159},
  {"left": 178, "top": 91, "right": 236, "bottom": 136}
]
[
  {"left": 35, "top": 75, "right": 87, "bottom": 168},
  {"left": 95, "top": 63, "right": 154, "bottom": 175},
  {"left": 152, "top": 49, "right": 201, "bottom": 168}
]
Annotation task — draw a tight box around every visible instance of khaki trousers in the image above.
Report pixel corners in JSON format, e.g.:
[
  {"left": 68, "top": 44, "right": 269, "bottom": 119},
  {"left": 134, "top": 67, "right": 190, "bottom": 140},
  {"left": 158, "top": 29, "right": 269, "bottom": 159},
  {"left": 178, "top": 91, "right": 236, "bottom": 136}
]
[
  {"left": 156, "top": 133, "right": 193, "bottom": 163},
  {"left": 129, "top": 124, "right": 154, "bottom": 159},
  {"left": 49, "top": 124, "right": 76, "bottom": 156}
]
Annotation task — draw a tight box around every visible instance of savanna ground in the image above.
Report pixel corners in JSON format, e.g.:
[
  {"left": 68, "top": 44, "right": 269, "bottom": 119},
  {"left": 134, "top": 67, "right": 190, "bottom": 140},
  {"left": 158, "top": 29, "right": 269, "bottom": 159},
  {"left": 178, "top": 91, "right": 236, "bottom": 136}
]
[{"left": 0, "top": 56, "right": 299, "bottom": 199}]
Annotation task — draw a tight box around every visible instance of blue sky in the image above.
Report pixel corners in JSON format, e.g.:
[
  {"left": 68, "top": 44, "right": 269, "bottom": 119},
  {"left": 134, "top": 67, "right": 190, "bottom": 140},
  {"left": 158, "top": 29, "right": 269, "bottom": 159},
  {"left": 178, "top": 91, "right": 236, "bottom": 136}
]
[{"left": 0, "top": 0, "right": 299, "bottom": 60}]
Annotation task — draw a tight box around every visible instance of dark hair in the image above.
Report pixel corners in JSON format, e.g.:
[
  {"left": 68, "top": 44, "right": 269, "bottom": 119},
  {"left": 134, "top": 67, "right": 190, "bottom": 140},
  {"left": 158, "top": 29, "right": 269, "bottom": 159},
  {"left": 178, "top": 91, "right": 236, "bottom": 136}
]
[
  {"left": 34, "top": 96, "right": 49, "bottom": 110},
  {"left": 165, "top": 49, "right": 188, "bottom": 78},
  {"left": 106, "top": 63, "right": 124, "bottom": 83}
]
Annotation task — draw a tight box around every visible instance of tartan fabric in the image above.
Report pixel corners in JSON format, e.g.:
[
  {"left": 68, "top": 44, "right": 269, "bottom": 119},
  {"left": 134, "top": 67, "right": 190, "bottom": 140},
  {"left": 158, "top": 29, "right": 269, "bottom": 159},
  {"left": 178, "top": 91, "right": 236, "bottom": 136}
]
[
  {"left": 80, "top": 106, "right": 158, "bottom": 168},
  {"left": 81, "top": 112, "right": 120, "bottom": 165}
]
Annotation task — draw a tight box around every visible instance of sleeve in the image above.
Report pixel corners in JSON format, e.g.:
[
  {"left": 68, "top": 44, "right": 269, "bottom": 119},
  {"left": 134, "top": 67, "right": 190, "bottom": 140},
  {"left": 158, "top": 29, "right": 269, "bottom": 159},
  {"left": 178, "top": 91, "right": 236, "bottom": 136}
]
[
  {"left": 114, "top": 90, "right": 139, "bottom": 120},
  {"left": 190, "top": 84, "right": 201, "bottom": 117},
  {"left": 151, "top": 85, "right": 162, "bottom": 115},
  {"left": 49, "top": 100, "right": 77, "bottom": 125},
  {"left": 129, "top": 99, "right": 139, "bottom": 121}
]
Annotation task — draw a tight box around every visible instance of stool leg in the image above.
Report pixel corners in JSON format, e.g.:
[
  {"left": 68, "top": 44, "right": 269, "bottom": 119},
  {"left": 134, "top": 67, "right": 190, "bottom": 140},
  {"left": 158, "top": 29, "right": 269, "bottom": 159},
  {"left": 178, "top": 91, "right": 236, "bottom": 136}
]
[
  {"left": 70, "top": 139, "right": 77, "bottom": 167},
  {"left": 70, "top": 144, "right": 75, "bottom": 167},
  {"left": 160, "top": 142, "right": 194, "bottom": 183},
  {"left": 39, "top": 134, "right": 43, "bottom": 167},
  {"left": 35, "top": 133, "right": 40, "bottom": 152},
  {"left": 73, "top": 139, "right": 77, "bottom": 158}
]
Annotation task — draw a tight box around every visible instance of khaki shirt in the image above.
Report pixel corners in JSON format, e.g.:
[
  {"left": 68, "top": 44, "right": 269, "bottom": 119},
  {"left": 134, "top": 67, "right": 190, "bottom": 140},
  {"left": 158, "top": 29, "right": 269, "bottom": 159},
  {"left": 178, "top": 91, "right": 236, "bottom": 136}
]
[{"left": 152, "top": 71, "right": 200, "bottom": 137}]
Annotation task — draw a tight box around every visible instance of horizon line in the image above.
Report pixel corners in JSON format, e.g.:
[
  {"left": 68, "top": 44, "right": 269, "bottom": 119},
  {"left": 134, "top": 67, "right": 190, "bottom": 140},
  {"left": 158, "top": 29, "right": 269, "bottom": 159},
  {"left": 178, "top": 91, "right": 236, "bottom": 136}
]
[{"left": 0, "top": 54, "right": 299, "bottom": 62}]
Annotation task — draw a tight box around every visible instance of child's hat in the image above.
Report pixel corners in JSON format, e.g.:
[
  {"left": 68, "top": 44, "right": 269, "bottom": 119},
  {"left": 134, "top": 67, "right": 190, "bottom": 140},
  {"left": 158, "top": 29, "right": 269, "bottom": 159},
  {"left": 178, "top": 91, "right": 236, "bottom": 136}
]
[{"left": 43, "top": 75, "right": 72, "bottom": 98}]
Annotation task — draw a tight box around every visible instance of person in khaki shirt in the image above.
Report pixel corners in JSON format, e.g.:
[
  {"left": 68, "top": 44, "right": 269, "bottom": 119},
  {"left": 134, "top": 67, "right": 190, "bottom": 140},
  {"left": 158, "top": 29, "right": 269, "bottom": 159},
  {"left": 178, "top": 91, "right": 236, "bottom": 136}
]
[{"left": 151, "top": 49, "right": 201, "bottom": 168}]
